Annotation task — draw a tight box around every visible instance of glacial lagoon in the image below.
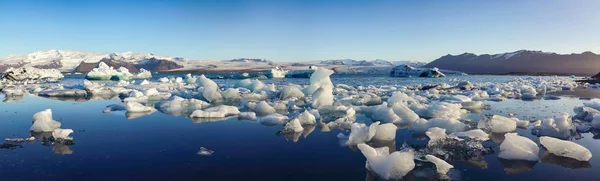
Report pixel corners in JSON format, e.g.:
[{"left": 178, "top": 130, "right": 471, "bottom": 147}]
[{"left": 1, "top": 74, "right": 600, "bottom": 181}]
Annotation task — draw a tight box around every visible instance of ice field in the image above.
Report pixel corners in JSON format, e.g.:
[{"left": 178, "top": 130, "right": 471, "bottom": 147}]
[{"left": 1, "top": 69, "right": 600, "bottom": 181}]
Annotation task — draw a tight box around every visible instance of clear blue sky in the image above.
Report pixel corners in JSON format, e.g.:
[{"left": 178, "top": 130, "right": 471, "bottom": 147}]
[{"left": 1, "top": 0, "right": 599, "bottom": 62}]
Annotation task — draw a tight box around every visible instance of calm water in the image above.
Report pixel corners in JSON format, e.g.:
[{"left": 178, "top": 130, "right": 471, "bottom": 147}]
[{"left": 1, "top": 75, "right": 599, "bottom": 181}]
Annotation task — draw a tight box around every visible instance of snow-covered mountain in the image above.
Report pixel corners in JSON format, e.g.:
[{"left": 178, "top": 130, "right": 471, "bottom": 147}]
[
  {"left": 424, "top": 50, "right": 600, "bottom": 75},
  {"left": 229, "top": 58, "right": 272, "bottom": 64},
  {"left": 391, "top": 60, "right": 426, "bottom": 67},
  {"left": 0, "top": 50, "right": 186, "bottom": 72}
]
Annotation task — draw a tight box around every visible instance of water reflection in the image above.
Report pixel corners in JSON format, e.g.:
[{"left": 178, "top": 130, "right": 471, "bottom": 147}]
[
  {"left": 52, "top": 145, "right": 73, "bottom": 155},
  {"left": 191, "top": 116, "right": 234, "bottom": 124},
  {"left": 498, "top": 158, "right": 537, "bottom": 175},
  {"left": 540, "top": 152, "right": 592, "bottom": 169},
  {"left": 3, "top": 95, "right": 23, "bottom": 102},
  {"left": 125, "top": 110, "right": 156, "bottom": 119}
]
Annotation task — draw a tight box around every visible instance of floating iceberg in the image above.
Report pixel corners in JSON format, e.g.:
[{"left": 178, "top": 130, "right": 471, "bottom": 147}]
[
  {"left": 190, "top": 105, "right": 240, "bottom": 118},
  {"left": 477, "top": 115, "right": 517, "bottom": 133},
  {"left": 30, "top": 109, "right": 62, "bottom": 132},
  {"left": 390, "top": 65, "right": 445, "bottom": 78},
  {"left": 357, "top": 143, "right": 415, "bottom": 180},
  {"left": 197, "top": 147, "right": 214, "bottom": 156},
  {"left": 307, "top": 68, "right": 335, "bottom": 108},
  {"left": 411, "top": 118, "right": 467, "bottom": 134},
  {"left": 258, "top": 113, "right": 289, "bottom": 126},
  {"left": 346, "top": 122, "right": 379, "bottom": 145},
  {"left": 498, "top": 133, "right": 539, "bottom": 161},
  {"left": 125, "top": 102, "right": 154, "bottom": 113},
  {"left": 1, "top": 67, "right": 64, "bottom": 83},
  {"left": 294, "top": 110, "right": 316, "bottom": 125},
  {"left": 265, "top": 66, "right": 287, "bottom": 78},
  {"left": 85, "top": 62, "right": 134, "bottom": 81},
  {"left": 540, "top": 136, "right": 592, "bottom": 161},
  {"left": 133, "top": 68, "right": 152, "bottom": 79},
  {"left": 372, "top": 123, "right": 397, "bottom": 141},
  {"left": 52, "top": 128, "right": 74, "bottom": 140},
  {"left": 531, "top": 112, "right": 576, "bottom": 139},
  {"left": 425, "top": 155, "right": 454, "bottom": 175},
  {"left": 456, "top": 129, "right": 489, "bottom": 141},
  {"left": 281, "top": 119, "right": 304, "bottom": 134}
]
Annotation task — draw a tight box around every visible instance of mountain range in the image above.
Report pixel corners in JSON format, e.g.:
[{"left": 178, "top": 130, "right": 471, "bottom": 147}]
[
  {"left": 424, "top": 50, "right": 600, "bottom": 75},
  {"left": 2, "top": 49, "right": 600, "bottom": 75}
]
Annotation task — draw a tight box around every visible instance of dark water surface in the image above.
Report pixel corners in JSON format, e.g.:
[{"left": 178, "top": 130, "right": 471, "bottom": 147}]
[{"left": 1, "top": 75, "right": 599, "bottom": 181}]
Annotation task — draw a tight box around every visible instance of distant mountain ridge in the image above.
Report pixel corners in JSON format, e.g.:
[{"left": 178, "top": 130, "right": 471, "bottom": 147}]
[
  {"left": 0, "top": 50, "right": 186, "bottom": 72},
  {"left": 319, "top": 59, "right": 425, "bottom": 67},
  {"left": 424, "top": 50, "right": 600, "bottom": 75}
]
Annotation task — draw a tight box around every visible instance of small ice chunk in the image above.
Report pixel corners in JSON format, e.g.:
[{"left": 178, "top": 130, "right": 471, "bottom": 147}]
[
  {"left": 238, "top": 112, "right": 257, "bottom": 120},
  {"left": 390, "top": 102, "right": 419, "bottom": 124},
  {"left": 125, "top": 102, "right": 154, "bottom": 113},
  {"left": 52, "top": 129, "right": 74, "bottom": 140},
  {"left": 477, "top": 115, "right": 517, "bottom": 133},
  {"left": 197, "top": 147, "right": 214, "bottom": 156},
  {"left": 280, "top": 85, "right": 305, "bottom": 99},
  {"left": 425, "top": 155, "right": 454, "bottom": 175},
  {"left": 411, "top": 118, "right": 467, "bottom": 134},
  {"left": 426, "top": 127, "right": 448, "bottom": 145},
  {"left": 346, "top": 122, "right": 380, "bottom": 145},
  {"left": 30, "top": 109, "right": 62, "bottom": 132},
  {"left": 498, "top": 133, "right": 539, "bottom": 161},
  {"left": 254, "top": 101, "right": 276, "bottom": 115},
  {"left": 259, "top": 113, "right": 289, "bottom": 125},
  {"left": 357, "top": 143, "right": 415, "bottom": 180},
  {"left": 372, "top": 123, "right": 397, "bottom": 141},
  {"left": 282, "top": 119, "right": 304, "bottom": 133},
  {"left": 456, "top": 129, "right": 489, "bottom": 141},
  {"left": 295, "top": 110, "right": 316, "bottom": 125},
  {"left": 540, "top": 136, "right": 592, "bottom": 161},
  {"left": 191, "top": 105, "right": 240, "bottom": 118}
]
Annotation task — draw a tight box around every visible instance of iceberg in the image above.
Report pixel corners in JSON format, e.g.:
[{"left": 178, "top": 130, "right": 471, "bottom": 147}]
[
  {"left": 281, "top": 119, "right": 304, "bottom": 134},
  {"left": 265, "top": 66, "right": 287, "bottom": 78},
  {"left": 425, "top": 155, "right": 454, "bottom": 175},
  {"left": 498, "top": 133, "right": 539, "bottom": 161},
  {"left": 456, "top": 129, "right": 489, "bottom": 141},
  {"left": 411, "top": 118, "right": 467, "bottom": 134},
  {"left": 52, "top": 128, "right": 74, "bottom": 140},
  {"left": 30, "top": 109, "right": 62, "bottom": 132},
  {"left": 258, "top": 113, "right": 289, "bottom": 126},
  {"left": 190, "top": 105, "right": 240, "bottom": 118},
  {"left": 477, "top": 115, "right": 517, "bottom": 133},
  {"left": 85, "top": 62, "right": 133, "bottom": 81},
  {"left": 125, "top": 102, "right": 154, "bottom": 113},
  {"left": 540, "top": 136, "right": 592, "bottom": 161},
  {"left": 253, "top": 101, "right": 276, "bottom": 116},
  {"left": 372, "top": 123, "right": 397, "bottom": 141},
  {"left": 390, "top": 65, "right": 445, "bottom": 78},
  {"left": 133, "top": 68, "right": 152, "bottom": 79},
  {"left": 1, "top": 67, "right": 64, "bottom": 83},
  {"left": 346, "top": 122, "right": 379, "bottom": 145},
  {"left": 294, "top": 110, "right": 316, "bottom": 125},
  {"left": 357, "top": 143, "right": 415, "bottom": 180}
]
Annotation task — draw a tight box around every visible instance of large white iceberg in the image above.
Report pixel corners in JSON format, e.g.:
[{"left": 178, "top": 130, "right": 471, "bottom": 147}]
[
  {"left": 390, "top": 65, "right": 445, "bottom": 78},
  {"left": 540, "top": 136, "right": 592, "bottom": 161},
  {"left": 190, "top": 105, "right": 240, "bottom": 118},
  {"left": 85, "top": 62, "right": 133, "bottom": 81},
  {"left": 307, "top": 68, "right": 335, "bottom": 108},
  {"left": 477, "top": 115, "right": 517, "bottom": 133},
  {"left": 30, "top": 109, "right": 62, "bottom": 132},
  {"left": 498, "top": 133, "right": 539, "bottom": 161},
  {"left": 425, "top": 155, "right": 454, "bottom": 175},
  {"left": 1, "top": 67, "right": 64, "bottom": 83},
  {"left": 357, "top": 143, "right": 415, "bottom": 180},
  {"left": 346, "top": 122, "right": 379, "bottom": 145}
]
